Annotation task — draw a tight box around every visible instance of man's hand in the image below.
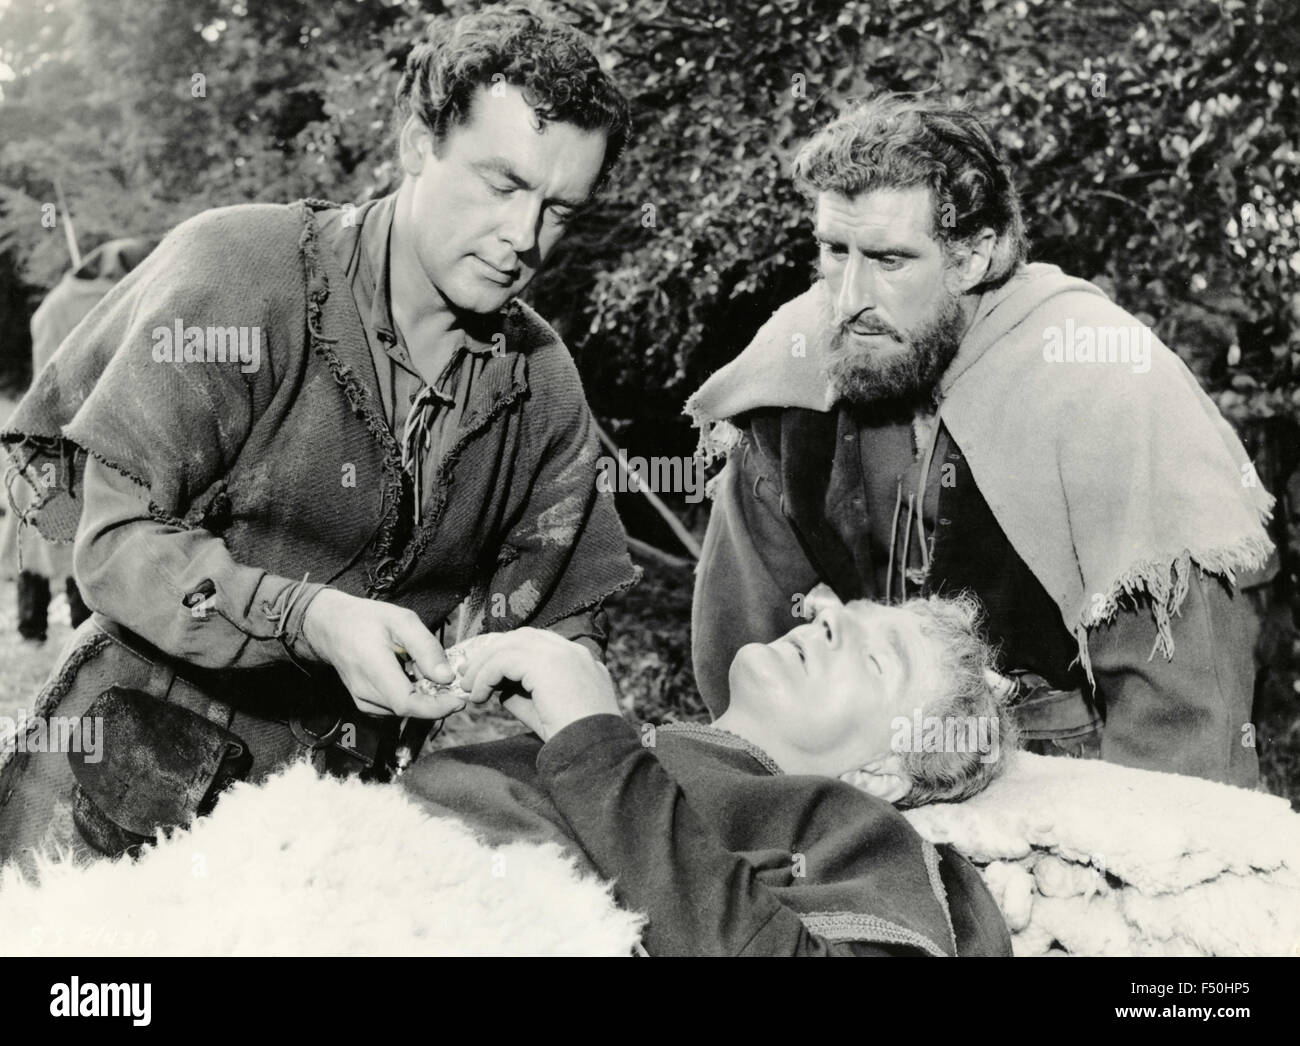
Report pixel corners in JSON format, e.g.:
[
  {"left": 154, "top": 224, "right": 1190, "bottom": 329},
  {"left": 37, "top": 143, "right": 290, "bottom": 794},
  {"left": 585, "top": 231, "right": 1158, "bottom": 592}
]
[
  {"left": 458, "top": 628, "right": 620, "bottom": 742},
  {"left": 302, "top": 588, "right": 465, "bottom": 718}
]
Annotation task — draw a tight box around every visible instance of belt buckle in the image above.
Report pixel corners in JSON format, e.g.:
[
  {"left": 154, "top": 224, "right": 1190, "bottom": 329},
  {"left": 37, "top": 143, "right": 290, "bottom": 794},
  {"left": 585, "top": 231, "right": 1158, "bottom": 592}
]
[{"left": 289, "top": 714, "right": 344, "bottom": 750}]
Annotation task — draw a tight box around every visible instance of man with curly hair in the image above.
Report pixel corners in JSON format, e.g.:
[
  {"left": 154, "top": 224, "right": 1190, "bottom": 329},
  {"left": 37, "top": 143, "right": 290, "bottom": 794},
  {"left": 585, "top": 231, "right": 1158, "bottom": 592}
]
[
  {"left": 689, "top": 94, "right": 1272, "bottom": 789},
  {"left": 0, "top": 6, "right": 638, "bottom": 868}
]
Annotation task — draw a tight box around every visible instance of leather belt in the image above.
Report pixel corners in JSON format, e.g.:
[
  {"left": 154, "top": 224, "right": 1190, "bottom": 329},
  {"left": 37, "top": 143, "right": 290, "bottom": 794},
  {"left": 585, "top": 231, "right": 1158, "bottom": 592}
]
[{"left": 90, "top": 614, "right": 406, "bottom": 775}]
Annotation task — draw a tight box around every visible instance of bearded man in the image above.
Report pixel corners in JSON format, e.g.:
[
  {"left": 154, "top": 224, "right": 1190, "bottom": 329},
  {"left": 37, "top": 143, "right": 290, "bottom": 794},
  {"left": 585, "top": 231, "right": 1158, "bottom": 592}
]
[{"left": 688, "top": 94, "right": 1272, "bottom": 788}]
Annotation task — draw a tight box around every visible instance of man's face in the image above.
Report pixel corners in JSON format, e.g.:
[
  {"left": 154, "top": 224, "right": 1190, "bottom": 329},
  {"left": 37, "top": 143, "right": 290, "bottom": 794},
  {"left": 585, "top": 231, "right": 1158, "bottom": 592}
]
[
  {"left": 815, "top": 186, "right": 968, "bottom": 406},
  {"left": 397, "top": 84, "right": 607, "bottom": 314},
  {"left": 728, "top": 601, "right": 947, "bottom": 777}
]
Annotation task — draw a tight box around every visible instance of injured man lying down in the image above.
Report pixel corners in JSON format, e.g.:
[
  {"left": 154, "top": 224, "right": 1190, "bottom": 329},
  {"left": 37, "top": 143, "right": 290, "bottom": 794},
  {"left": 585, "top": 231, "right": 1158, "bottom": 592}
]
[{"left": 399, "top": 593, "right": 1015, "bottom": 957}]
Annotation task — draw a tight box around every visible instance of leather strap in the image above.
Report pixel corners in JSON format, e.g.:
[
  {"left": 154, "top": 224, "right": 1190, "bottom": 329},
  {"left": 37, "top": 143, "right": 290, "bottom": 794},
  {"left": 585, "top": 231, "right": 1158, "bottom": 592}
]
[
  {"left": 1010, "top": 677, "right": 1102, "bottom": 741},
  {"left": 90, "top": 613, "right": 402, "bottom": 775},
  {"left": 95, "top": 614, "right": 237, "bottom": 731}
]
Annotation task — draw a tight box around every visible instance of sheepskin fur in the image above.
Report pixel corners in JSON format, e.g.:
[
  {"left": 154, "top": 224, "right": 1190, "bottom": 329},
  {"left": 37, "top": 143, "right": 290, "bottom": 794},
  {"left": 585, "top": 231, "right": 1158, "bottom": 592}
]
[
  {"left": 0, "top": 761, "right": 645, "bottom": 957},
  {"left": 5, "top": 749, "right": 1295, "bottom": 957},
  {"left": 901, "top": 751, "right": 1300, "bottom": 956}
]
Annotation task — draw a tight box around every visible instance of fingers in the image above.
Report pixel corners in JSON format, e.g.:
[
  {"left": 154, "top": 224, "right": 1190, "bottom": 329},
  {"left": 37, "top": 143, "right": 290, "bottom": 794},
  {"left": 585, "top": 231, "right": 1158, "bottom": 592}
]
[
  {"left": 352, "top": 693, "right": 393, "bottom": 717},
  {"left": 502, "top": 694, "right": 543, "bottom": 738},
  {"left": 346, "top": 646, "right": 454, "bottom": 719},
  {"left": 390, "top": 611, "right": 454, "bottom": 684},
  {"left": 351, "top": 675, "right": 469, "bottom": 720},
  {"left": 462, "top": 646, "right": 532, "bottom": 705},
  {"left": 448, "top": 634, "right": 495, "bottom": 660},
  {"left": 457, "top": 632, "right": 512, "bottom": 696},
  {"left": 414, "top": 689, "right": 469, "bottom": 720}
]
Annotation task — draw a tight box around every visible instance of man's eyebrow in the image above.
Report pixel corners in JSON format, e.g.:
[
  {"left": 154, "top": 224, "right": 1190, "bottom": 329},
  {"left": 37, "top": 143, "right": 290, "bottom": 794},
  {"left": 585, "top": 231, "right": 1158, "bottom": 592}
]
[
  {"left": 813, "top": 231, "right": 922, "bottom": 257},
  {"left": 473, "top": 158, "right": 588, "bottom": 210},
  {"left": 887, "top": 626, "right": 912, "bottom": 689}
]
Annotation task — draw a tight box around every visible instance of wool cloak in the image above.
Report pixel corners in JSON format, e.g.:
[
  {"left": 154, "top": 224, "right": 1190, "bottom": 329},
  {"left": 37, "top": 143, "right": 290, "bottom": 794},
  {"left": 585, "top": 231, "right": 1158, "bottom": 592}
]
[
  {"left": 1, "top": 200, "right": 637, "bottom": 635},
  {"left": 687, "top": 264, "right": 1274, "bottom": 680}
]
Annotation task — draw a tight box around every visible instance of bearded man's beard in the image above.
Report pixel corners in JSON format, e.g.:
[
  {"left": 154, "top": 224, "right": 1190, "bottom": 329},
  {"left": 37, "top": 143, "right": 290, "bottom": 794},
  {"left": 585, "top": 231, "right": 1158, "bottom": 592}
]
[{"left": 824, "top": 291, "right": 967, "bottom": 408}]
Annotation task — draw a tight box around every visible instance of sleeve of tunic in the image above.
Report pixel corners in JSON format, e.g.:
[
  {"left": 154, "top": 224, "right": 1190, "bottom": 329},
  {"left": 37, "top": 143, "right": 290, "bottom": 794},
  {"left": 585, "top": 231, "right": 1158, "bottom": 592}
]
[{"left": 73, "top": 455, "right": 326, "bottom": 669}]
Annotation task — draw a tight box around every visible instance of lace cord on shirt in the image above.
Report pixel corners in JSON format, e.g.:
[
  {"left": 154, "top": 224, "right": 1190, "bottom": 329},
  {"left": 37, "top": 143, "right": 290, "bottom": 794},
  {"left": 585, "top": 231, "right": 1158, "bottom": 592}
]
[{"left": 400, "top": 384, "right": 439, "bottom": 526}]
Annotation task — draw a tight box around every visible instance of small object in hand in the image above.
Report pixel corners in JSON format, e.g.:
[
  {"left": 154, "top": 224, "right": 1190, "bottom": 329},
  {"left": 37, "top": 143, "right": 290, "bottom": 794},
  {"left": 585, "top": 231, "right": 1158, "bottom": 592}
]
[{"left": 408, "top": 644, "right": 470, "bottom": 699}]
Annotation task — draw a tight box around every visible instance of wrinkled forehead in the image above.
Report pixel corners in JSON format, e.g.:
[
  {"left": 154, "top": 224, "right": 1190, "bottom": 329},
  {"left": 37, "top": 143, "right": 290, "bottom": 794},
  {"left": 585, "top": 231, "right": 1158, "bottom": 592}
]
[
  {"left": 814, "top": 186, "right": 939, "bottom": 245},
  {"left": 445, "top": 85, "right": 608, "bottom": 197},
  {"left": 841, "top": 596, "right": 916, "bottom": 627},
  {"left": 841, "top": 598, "right": 941, "bottom": 657}
]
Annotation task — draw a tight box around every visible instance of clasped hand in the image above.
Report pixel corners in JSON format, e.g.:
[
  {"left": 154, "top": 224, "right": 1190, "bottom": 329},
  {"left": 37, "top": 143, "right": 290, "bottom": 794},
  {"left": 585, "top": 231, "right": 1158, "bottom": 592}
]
[{"left": 302, "top": 589, "right": 617, "bottom": 739}]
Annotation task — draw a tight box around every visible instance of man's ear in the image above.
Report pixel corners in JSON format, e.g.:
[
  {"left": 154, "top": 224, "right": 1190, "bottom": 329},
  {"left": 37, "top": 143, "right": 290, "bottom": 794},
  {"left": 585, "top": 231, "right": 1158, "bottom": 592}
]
[
  {"left": 853, "top": 753, "right": 912, "bottom": 804},
  {"left": 398, "top": 114, "right": 432, "bottom": 177},
  {"left": 946, "top": 227, "right": 997, "bottom": 294}
]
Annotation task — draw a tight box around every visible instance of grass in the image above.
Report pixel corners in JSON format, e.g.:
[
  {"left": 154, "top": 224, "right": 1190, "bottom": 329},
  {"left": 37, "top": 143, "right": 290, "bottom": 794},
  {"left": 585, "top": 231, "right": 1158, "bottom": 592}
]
[{"left": 0, "top": 578, "right": 72, "bottom": 723}]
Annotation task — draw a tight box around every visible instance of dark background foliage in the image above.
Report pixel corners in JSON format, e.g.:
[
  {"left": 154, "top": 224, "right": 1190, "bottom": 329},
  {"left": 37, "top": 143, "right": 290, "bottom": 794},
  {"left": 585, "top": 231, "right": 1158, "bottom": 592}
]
[
  {"left": 1, "top": 0, "right": 1298, "bottom": 794},
  {"left": 4, "top": 0, "right": 1297, "bottom": 441}
]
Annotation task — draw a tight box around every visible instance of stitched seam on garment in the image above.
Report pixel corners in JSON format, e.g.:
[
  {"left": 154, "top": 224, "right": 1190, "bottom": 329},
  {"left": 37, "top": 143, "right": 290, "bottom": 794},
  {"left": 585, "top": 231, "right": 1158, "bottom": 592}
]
[
  {"left": 298, "top": 201, "right": 407, "bottom": 596},
  {"left": 27, "top": 630, "right": 114, "bottom": 729},
  {"left": 922, "top": 839, "right": 959, "bottom": 956},
  {"left": 530, "top": 565, "right": 643, "bottom": 633},
  {"left": 735, "top": 906, "right": 788, "bottom": 956},
  {"left": 799, "top": 911, "right": 947, "bottom": 956},
  {"left": 657, "top": 722, "right": 785, "bottom": 776}
]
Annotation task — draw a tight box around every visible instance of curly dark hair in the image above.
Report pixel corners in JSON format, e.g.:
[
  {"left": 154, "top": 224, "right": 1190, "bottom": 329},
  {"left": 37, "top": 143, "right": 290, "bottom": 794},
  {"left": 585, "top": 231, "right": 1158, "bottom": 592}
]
[
  {"left": 394, "top": 4, "right": 631, "bottom": 192},
  {"left": 793, "top": 94, "right": 1028, "bottom": 291}
]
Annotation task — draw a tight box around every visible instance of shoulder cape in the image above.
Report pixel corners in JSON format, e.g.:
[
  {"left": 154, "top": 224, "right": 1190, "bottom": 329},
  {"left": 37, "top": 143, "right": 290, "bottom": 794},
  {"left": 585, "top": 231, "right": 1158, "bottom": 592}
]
[{"left": 686, "top": 265, "right": 1274, "bottom": 681}]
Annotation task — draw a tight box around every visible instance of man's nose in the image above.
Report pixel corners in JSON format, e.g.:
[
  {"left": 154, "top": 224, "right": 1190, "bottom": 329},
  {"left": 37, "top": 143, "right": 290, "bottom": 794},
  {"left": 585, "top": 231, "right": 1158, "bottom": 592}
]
[
  {"left": 498, "top": 194, "right": 541, "bottom": 255},
  {"left": 801, "top": 582, "right": 842, "bottom": 620},
  {"left": 836, "top": 253, "right": 875, "bottom": 321},
  {"left": 817, "top": 604, "right": 846, "bottom": 650}
]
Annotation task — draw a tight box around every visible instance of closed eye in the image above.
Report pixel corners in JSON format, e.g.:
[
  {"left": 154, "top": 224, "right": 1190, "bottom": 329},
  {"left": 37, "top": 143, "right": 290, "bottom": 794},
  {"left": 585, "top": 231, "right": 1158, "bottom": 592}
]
[
  {"left": 787, "top": 636, "right": 806, "bottom": 665},
  {"left": 868, "top": 653, "right": 883, "bottom": 675}
]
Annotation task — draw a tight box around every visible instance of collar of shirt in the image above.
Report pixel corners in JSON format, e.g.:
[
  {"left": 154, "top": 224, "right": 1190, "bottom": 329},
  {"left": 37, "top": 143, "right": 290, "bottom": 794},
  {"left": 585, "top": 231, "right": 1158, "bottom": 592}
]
[{"left": 355, "top": 192, "right": 500, "bottom": 403}]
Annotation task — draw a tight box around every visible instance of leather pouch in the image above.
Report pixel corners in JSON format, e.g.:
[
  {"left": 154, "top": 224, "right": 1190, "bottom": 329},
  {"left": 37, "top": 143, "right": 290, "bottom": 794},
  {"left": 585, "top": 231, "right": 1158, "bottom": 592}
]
[{"left": 68, "top": 686, "right": 252, "bottom": 857}]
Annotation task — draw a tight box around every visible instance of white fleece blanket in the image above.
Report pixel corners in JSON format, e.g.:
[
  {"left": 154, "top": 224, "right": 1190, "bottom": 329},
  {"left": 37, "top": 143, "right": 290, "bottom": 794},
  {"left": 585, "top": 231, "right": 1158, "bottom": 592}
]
[
  {"left": 0, "top": 762, "right": 645, "bottom": 957},
  {"left": 902, "top": 752, "right": 1300, "bottom": 956},
  {"left": 2, "top": 753, "right": 1294, "bottom": 957}
]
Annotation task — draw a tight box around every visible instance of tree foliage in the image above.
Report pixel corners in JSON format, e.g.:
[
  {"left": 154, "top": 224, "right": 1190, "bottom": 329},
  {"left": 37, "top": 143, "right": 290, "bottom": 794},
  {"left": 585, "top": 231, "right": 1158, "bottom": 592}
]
[{"left": 1, "top": 0, "right": 1296, "bottom": 445}]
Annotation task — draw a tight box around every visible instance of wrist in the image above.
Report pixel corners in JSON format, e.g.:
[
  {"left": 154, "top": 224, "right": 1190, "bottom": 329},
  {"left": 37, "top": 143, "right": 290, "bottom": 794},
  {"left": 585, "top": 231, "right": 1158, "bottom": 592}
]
[
  {"left": 288, "top": 584, "right": 330, "bottom": 662},
  {"left": 301, "top": 587, "right": 344, "bottom": 662},
  {"left": 543, "top": 711, "right": 630, "bottom": 751}
]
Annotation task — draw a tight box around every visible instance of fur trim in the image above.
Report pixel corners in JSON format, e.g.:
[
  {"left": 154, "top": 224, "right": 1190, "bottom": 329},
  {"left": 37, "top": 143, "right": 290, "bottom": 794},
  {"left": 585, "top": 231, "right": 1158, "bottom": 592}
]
[{"left": 798, "top": 911, "right": 948, "bottom": 956}]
